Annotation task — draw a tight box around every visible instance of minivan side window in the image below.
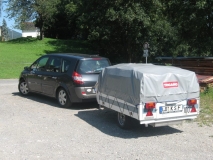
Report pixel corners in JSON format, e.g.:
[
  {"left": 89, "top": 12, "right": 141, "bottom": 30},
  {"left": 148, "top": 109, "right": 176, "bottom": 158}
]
[
  {"left": 31, "top": 57, "right": 49, "bottom": 71},
  {"left": 46, "top": 57, "right": 61, "bottom": 72},
  {"left": 62, "top": 59, "right": 70, "bottom": 73}
]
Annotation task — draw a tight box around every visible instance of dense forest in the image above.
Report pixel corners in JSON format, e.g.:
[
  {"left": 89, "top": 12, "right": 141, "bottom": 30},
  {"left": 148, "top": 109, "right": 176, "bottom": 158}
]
[{"left": 5, "top": 0, "right": 213, "bottom": 62}]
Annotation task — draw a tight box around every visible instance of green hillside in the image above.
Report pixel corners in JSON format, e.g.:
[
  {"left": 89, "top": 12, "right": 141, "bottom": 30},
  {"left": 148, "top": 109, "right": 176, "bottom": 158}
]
[{"left": 0, "top": 37, "right": 94, "bottom": 78}]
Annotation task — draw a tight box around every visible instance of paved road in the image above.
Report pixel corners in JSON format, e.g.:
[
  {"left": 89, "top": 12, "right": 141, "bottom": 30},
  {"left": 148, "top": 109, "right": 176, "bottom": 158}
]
[{"left": 0, "top": 79, "right": 213, "bottom": 160}]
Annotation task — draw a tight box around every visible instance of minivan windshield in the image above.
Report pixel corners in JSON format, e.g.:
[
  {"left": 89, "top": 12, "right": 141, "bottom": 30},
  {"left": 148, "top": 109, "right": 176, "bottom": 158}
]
[{"left": 77, "top": 59, "right": 110, "bottom": 74}]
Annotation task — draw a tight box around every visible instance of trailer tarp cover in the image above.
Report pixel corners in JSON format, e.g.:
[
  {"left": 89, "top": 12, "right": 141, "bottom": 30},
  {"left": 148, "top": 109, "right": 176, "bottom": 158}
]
[{"left": 97, "top": 63, "right": 199, "bottom": 105}]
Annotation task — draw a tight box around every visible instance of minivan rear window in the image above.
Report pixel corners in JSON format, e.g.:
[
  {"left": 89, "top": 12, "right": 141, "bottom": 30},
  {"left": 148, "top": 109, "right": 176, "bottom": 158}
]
[{"left": 77, "top": 59, "right": 110, "bottom": 74}]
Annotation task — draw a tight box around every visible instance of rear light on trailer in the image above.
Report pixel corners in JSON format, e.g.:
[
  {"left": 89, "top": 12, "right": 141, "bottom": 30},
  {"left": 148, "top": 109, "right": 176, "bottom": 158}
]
[
  {"left": 82, "top": 92, "right": 86, "bottom": 95},
  {"left": 145, "top": 102, "right": 156, "bottom": 116},
  {"left": 187, "top": 99, "right": 197, "bottom": 105},
  {"left": 145, "top": 102, "right": 156, "bottom": 109},
  {"left": 187, "top": 99, "right": 197, "bottom": 112},
  {"left": 72, "top": 72, "right": 84, "bottom": 84}
]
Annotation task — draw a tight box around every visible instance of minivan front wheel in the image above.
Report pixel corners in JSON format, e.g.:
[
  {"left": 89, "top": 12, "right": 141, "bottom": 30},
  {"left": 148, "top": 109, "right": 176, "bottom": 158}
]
[
  {"left": 18, "top": 80, "right": 30, "bottom": 96},
  {"left": 57, "top": 88, "right": 71, "bottom": 108}
]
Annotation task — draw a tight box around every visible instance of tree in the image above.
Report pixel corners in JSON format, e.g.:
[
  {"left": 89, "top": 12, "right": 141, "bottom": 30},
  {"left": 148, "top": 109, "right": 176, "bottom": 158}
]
[
  {"left": 6, "top": 0, "right": 59, "bottom": 40},
  {"left": 76, "top": 0, "right": 176, "bottom": 62},
  {"left": 0, "top": 0, "right": 7, "bottom": 17},
  {"left": 1, "top": 18, "right": 9, "bottom": 41},
  {"left": 44, "top": 0, "right": 79, "bottom": 39},
  {"left": 164, "top": 0, "right": 213, "bottom": 57}
]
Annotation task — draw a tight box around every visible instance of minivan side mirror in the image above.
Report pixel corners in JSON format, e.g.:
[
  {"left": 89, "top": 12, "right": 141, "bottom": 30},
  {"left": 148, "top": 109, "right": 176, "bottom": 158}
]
[{"left": 24, "top": 66, "right": 30, "bottom": 71}]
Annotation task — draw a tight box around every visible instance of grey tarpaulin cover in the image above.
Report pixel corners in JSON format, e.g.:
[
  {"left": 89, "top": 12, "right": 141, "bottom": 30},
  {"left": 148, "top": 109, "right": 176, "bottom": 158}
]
[{"left": 97, "top": 63, "right": 200, "bottom": 105}]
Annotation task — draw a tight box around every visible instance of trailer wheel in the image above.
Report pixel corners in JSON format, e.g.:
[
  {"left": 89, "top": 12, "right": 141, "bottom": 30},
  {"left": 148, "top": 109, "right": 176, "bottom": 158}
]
[{"left": 117, "top": 112, "right": 132, "bottom": 129}]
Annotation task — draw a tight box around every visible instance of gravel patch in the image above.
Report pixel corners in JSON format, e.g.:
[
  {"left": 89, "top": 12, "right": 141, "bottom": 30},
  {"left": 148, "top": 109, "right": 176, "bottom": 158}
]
[{"left": 0, "top": 79, "right": 213, "bottom": 160}]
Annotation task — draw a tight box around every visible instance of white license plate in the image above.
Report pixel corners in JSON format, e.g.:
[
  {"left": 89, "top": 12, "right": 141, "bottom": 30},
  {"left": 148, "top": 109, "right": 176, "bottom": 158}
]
[{"left": 159, "top": 105, "right": 183, "bottom": 114}]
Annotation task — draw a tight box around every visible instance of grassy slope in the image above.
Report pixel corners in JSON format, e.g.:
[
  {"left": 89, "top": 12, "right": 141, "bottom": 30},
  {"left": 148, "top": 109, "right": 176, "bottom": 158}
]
[{"left": 0, "top": 38, "right": 94, "bottom": 78}]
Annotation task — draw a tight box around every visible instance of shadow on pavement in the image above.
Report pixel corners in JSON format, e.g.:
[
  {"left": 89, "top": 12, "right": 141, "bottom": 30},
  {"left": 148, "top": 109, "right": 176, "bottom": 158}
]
[
  {"left": 12, "top": 92, "right": 98, "bottom": 110},
  {"left": 76, "top": 109, "right": 183, "bottom": 138},
  {"left": 12, "top": 91, "right": 183, "bottom": 138}
]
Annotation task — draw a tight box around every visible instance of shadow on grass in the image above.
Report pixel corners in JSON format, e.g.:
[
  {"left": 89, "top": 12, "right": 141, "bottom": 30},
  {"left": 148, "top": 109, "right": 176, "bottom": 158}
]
[
  {"left": 5, "top": 37, "right": 98, "bottom": 55},
  {"left": 44, "top": 39, "right": 97, "bottom": 54},
  {"left": 7, "top": 37, "right": 39, "bottom": 44}
]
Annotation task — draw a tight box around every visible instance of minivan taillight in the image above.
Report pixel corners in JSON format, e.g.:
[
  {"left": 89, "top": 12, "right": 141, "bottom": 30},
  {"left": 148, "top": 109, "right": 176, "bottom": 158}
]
[{"left": 72, "top": 72, "right": 84, "bottom": 84}]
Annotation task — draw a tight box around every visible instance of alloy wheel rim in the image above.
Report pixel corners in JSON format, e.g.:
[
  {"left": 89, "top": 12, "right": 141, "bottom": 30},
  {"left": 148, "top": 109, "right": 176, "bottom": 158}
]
[
  {"left": 58, "top": 90, "right": 67, "bottom": 105},
  {"left": 20, "top": 82, "right": 29, "bottom": 94}
]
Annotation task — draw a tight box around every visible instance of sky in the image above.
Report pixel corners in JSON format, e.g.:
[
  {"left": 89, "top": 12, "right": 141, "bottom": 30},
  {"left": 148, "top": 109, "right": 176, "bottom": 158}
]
[{"left": 1, "top": 3, "right": 22, "bottom": 33}]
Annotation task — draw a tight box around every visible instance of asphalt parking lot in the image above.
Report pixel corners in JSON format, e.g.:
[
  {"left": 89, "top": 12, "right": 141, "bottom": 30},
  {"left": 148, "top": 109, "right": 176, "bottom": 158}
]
[{"left": 0, "top": 79, "right": 213, "bottom": 160}]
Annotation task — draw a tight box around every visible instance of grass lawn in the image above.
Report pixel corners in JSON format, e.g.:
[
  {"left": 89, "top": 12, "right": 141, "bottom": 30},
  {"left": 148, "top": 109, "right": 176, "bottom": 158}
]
[
  {"left": 0, "top": 37, "right": 94, "bottom": 79},
  {"left": 197, "top": 88, "right": 213, "bottom": 126}
]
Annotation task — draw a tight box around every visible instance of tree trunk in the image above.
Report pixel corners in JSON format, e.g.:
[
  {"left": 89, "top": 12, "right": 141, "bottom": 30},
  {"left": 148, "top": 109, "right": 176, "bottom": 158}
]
[
  {"left": 127, "top": 41, "right": 132, "bottom": 63},
  {"left": 38, "top": 14, "right": 44, "bottom": 40},
  {"left": 39, "top": 25, "right": 43, "bottom": 40},
  {"left": 128, "top": 51, "right": 132, "bottom": 63}
]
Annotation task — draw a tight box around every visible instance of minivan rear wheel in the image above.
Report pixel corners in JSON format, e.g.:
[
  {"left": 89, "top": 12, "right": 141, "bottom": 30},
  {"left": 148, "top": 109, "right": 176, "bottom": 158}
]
[{"left": 57, "top": 88, "right": 71, "bottom": 108}]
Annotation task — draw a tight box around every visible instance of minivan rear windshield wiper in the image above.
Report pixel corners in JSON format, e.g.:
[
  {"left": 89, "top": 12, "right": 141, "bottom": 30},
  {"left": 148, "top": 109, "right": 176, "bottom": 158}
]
[{"left": 85, "top": 71, "right": 101, "bottom": 74}]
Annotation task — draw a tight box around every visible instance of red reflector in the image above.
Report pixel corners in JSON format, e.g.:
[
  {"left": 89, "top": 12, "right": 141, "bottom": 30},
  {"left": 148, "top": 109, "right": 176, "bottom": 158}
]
[
  {"left": 72, "top": 72, "right": 84, "bottom": 84},
  {"left": 82, "top": 92, "right": 86, "bottom": 95},
  {"left": 187, "top": 99, "right": 197, "bottom": 105},
  {"left": 145, "top": 102, "right": 156, "bottom": 109},
  {"left": 146, "top": 110, "right": 153, "bottom": 116},
  {"left": 191, "top": 105, "right": 197, "bottom": 112}
]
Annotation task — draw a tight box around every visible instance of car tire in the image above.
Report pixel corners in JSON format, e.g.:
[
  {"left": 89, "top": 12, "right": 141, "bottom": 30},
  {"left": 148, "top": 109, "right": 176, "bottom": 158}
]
[
  {"left": 18, "top": 80, "right": 30, "bottom": 96},
  {"left": 117, "top": 112, "right": 132, "bottom": 129},
  {"left": 57, "top": 87, "right": 71, "bottom": 108}
]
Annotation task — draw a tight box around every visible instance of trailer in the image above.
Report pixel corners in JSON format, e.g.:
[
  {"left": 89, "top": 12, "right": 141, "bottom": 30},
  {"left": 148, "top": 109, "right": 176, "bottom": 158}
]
[{"left": 95, "top": 63, "right": 200, "bottom": 129}]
